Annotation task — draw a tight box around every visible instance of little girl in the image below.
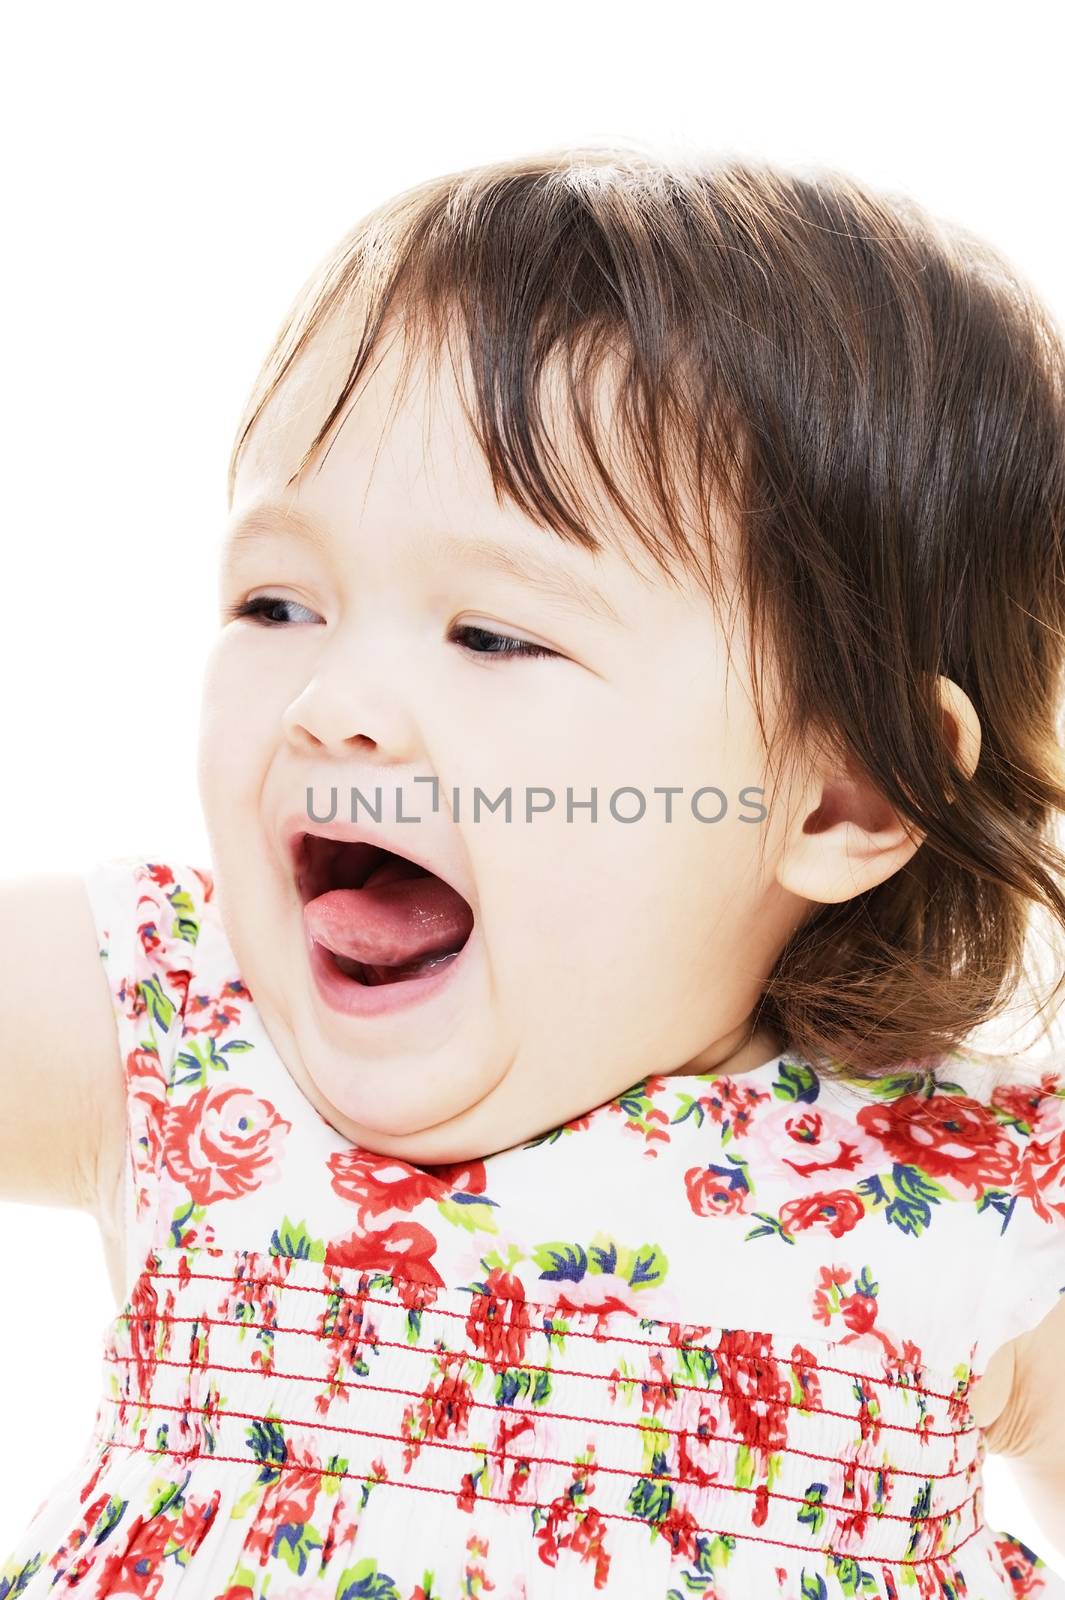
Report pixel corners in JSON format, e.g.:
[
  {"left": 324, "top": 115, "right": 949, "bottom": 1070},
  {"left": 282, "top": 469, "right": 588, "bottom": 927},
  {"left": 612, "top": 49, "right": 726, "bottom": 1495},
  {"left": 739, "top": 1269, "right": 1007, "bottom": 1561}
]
[{"left": 3, "top": 144, "right": 1065, "bottom": 1599}]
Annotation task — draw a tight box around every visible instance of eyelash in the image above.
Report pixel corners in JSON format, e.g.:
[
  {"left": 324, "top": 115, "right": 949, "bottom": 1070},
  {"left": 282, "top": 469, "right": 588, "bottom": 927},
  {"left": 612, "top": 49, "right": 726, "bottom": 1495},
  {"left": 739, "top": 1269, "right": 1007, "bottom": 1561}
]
[{"left": 223, "top": 596, "right": 558, "bottom": 660}]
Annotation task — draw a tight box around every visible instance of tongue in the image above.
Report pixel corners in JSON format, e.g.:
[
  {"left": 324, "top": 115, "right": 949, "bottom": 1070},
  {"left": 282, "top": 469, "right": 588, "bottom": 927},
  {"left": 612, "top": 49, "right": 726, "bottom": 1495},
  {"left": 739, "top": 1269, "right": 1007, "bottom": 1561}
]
[{"left": 304, "top": 856, "right": 474, "bottom": 970}]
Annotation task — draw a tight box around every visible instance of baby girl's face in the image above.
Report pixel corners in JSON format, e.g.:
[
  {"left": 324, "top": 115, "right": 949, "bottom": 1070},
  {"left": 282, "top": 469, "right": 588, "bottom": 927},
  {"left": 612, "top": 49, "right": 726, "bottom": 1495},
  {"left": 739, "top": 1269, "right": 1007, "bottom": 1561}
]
[{"left": 198, "top": 316, "right": 802, "bottom": 1162}]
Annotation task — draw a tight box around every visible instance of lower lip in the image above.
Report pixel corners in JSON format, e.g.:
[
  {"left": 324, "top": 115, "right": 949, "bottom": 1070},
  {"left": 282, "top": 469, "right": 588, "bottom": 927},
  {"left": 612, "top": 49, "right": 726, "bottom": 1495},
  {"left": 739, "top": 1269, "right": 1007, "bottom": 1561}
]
[{"left": 304, "top": 921, "right": 473, "bottom": 1017}]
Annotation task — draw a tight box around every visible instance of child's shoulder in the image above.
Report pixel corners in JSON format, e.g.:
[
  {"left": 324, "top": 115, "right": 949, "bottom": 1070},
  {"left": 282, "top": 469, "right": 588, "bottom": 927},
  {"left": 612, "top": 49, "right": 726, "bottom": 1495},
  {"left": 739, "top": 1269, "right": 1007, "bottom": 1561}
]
[
  {"left": 81, "top": 855, "right": 219, "bottom": 1054},
  {"left": 82, "top": 854, "right": 215, "bottom": 954},
  {"left": 943, "top": 1045, "right": 1064, "bottom": 1141},
  {"left": 929, "top": 1046, "right": 1065, "bottom": 1378}
]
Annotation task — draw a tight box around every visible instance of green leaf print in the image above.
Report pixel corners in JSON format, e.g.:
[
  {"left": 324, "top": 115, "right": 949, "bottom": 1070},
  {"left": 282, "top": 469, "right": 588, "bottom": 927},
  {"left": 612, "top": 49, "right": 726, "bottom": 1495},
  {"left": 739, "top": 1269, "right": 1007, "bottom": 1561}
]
[
  {"left": 530, "top": 1233, "right": 669, "bottom": 1290},
  {"left": 495, "top": 1365, "right": 551, "bottom": 1407},
  {"left": 671, "top": 1091, "right": 706, "bottom": 1129},
  {"left": 541, "top": 1314, "right": 570, "bottom": 1351},
  {"left": 146, "top": 1473, "right": 186, "bottom": 1517},
  {"left": 675, "top": 1342, "right": 717, "bottom": 1389},
  {"left": 173, "top": 1034, "right": 246, "bottom": 1091},
  {"left": 977, "top": 1186, "right": 1014, "bottom": 1229},
  {"left": 589, "top": 1237, "right": 618, "bottom": 1273},
  {"left": 246, "top": 1415, "right": 287, "bottom": 1476},
  {"left": 771, "top": 1057, "right": 821, "bottom": 1104},
  {"left": 436, "top": 1194, "right": 500, "bottom": 1234},
  {"left": 476, "top": 1242, "right": 524, "bottom": 1276},
  {"left": 664, "top": 1531, "right": 738, "bottom": 1594},
  {"left": 322, "top": 1454, "right": 350, "bottom": 1492},
  {"left": 627, "top": 1475, "right": 674, "bottom": 1524},
  {"left": 532, "top": 1240, "right": 588, "bottom": 1281},
  {"left": 274, "top": 1520, "right": 325, "bottom": 1576},
  {"left": 638, "top": 1415, "right": 671, "bottom": 1475},
  {"left": 734, "top": 1443, "right": 756, "bottom": 1489},
  {"left": 744, "top": 1211, "right": 796, "bottom": 1244},
  {"left": 169, "top": 1197, "right": 208, "bottom": 1249},
  {"left": 623, "top": 1241, "right": 669, "bottom": 1289},
  {"left": 798, "top": 1480, "right": 828, "bottom": 1535},
  {"left": 167, "top": 886, "right": 200, "bottom": 944},
  {"left": 865, "top": 1163, "right": 950, "bottom": 1237},
  {"left": 88, "top": 1495, "right": 128, "bottom": 1543},
  {"left": 0, "top": 1551, "right": 46, "bottom": 1596},
  {"left": 799, "top": 1572, "right": 829, "bottom": 1600},
  {"left": 270, "top": 1215, "right": 326, "bottom": 1261},
  {"left": 139, "top": 974, "right": 175, "bottom": 1031},
  {"left": 334, "top": 1559, "right": 402, "bottom": 1600},
  {"left": 827, "top": 1554, "right": 882, "bottom": 1595}
]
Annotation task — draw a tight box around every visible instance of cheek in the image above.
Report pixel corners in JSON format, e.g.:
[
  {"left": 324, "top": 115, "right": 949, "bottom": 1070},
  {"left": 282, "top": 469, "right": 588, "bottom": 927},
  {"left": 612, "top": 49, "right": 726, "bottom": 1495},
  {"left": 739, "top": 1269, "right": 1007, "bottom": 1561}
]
[{"left": 196, "top": 642, "right": 277, "bottom": 826}]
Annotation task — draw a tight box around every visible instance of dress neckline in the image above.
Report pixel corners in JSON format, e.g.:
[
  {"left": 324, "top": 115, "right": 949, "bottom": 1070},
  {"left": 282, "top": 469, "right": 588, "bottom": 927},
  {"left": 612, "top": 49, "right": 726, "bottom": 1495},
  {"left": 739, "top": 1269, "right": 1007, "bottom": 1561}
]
[
  {"left": 540, "top": 1049, "right": 805, "bottom": 1145},
  {"left": 622, "top": 1048, "right": 797, "bottom": 1104}
]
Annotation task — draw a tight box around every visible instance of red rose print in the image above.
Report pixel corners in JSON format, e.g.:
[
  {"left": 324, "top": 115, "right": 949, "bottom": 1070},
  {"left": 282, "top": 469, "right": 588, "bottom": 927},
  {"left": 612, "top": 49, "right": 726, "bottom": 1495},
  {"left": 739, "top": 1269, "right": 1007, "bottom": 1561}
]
[
  {"left": 166, "top": 966, "right": 192, "bottom": 1013},
  {"left": 420, "top": 1156, "right": 488, "bottom": 1195},
  {"left": 329, "top": 1150, "right": 465, "bottom": 1222},
  {"left": 779, "top": 1189, "right": 866, "bottom": 1238},
  {"left": 841, "top": 1290, "right": 879, "bottom": 1334},
  {"left": 465, "top": 1267, "right": 529, "bottom": 1368},
  {"left": 991, "top": 1078, "right": 1050, "bottom": 1132},
  {"left": 183, "top": 991, "right": 244, "bottom": 1038},
  {"left": 403, "top": 1369, "right": 476, "bottom": 1469},
  {"left": 856, "top": 1092, "right": 1018, "bottom": 1195},
  {"left": 126, "top": 1046, "right": 165, "bottom": 1090},
  {"left": 715, "top": 1328, "right": 790, "bottom": 1457},
  {"left": 656, "top": 1501, "right": 700, "bottom": 1559},
  {"left": 164, "top": 1084, "right": 291, "bottom": 1204},
  {"left": 93, "top": 1508, "right": 175, "bottom": 1596},
  {"left": 769, "top": 1107, "right": 868, "bottom": 1179},
  {"left": 1014, "top": 1096, "right": 1065, "bottom": 1226},
  {"left": 684, "top": 1162, "right": 751, "bottom": 1217},
  {"left": 137, "top": 915, "right": 163, "bottom": 962},
  {"left": 129, "top": 1091, "right": 165, "bottom": 1215},
  {"left": 325, "top": 1219, "right": 444, "bottom": 1287}
]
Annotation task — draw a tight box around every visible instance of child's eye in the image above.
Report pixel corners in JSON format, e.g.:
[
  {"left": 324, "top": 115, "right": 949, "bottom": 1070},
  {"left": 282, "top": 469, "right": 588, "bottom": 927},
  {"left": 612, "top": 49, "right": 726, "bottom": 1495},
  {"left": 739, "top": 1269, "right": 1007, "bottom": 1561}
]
[
  {"left": 451, "top": 624, "right": 557, "bottom": 660},
  {"left": 225, "top": 595, "right": 321, "bottom": 625},
  {"left": 224, "top": 598, "right": 557, "bottom": 661}
]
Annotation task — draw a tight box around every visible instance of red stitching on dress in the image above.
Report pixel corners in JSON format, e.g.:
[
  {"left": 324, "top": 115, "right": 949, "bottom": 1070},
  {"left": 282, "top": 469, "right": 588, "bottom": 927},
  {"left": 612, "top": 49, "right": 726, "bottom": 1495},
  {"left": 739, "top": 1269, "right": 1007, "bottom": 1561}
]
[
  {"left": 143, "top": 1267, "right": 969, "bottom": 1404},
  {"left": 99, "top": 1390, "right": 980, "bottom": 1522},
  {"left": 106, "top": 1316, "right": 977, "bottom": 1445},
  {"left": 89, "top": 1432, "right": 984, "bottom": 1568},
  {"left": 103, "top": 1356, "right": 972, "bottom": 1478}
]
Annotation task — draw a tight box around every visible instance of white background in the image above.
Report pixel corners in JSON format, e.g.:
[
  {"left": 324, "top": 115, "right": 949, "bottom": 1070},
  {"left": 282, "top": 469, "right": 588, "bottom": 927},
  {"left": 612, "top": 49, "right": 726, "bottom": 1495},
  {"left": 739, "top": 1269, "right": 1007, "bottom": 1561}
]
[{"left": 2, "top": 0, "right": 1064, "bottom": 1571}]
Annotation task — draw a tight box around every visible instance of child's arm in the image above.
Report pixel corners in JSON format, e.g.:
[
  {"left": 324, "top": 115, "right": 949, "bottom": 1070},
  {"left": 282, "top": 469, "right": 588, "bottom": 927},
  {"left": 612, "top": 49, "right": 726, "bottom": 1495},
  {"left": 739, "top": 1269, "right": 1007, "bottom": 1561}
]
[
  {"left": 0, "top": 872, "right": 125, "bottom": 1233},
  {"left": 982, "top": 1292, "right": 1065, "bottom": 1548}
]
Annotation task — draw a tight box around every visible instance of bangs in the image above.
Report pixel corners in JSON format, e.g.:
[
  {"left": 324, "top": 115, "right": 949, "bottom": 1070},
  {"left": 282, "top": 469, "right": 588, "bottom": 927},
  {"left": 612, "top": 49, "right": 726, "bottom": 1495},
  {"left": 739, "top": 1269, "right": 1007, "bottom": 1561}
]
[{"left": 226, "top": 151, "right": 746, "bottom": 615}]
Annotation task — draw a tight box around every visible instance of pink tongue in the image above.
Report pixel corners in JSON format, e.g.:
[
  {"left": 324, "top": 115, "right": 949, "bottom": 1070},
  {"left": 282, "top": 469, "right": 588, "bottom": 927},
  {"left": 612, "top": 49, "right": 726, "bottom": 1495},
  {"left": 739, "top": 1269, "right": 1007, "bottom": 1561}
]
[{"left": 304, "top": 856, "right": 474, "bottom": 969}]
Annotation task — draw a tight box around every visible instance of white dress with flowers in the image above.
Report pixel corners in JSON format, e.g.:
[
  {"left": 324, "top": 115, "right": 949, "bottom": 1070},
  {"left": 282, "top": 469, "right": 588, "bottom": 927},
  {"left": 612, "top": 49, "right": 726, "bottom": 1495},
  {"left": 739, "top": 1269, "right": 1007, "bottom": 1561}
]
[{"left": 3, "top": 855, "right": 1065, "bottom": 1599}]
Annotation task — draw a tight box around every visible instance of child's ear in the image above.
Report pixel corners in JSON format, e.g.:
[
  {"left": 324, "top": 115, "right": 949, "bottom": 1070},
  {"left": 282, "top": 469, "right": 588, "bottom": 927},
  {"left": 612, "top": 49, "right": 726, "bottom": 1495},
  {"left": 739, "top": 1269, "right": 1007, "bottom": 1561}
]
[{"left": 775, "top": 675, "right": 981, "bottom": 906}]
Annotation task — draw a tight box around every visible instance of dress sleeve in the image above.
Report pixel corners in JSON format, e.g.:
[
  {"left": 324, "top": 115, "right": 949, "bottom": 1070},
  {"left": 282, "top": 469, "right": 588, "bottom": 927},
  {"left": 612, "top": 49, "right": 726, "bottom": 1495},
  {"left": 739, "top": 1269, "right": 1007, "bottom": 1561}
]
[
  {"left": 969, "top": 1068, "right": 1065, "bottom": 1377},
  {"left": 80, "top": 856, "right": 214, "bottom": 1300}
]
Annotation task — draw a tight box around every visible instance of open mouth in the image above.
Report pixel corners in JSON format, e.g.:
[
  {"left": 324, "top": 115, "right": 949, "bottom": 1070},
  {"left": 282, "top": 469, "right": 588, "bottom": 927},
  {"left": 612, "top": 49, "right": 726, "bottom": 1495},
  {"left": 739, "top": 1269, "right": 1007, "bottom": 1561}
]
[{"left": 293, "top": 833, "right": 476, "bottom": 988}]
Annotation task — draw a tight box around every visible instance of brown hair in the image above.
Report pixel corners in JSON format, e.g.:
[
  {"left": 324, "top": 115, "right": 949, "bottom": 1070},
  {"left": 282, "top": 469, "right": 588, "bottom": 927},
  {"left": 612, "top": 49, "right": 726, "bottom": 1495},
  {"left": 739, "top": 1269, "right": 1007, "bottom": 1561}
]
[{"left": 228, "top": 141, "right": 1065, "bottom": 1085}]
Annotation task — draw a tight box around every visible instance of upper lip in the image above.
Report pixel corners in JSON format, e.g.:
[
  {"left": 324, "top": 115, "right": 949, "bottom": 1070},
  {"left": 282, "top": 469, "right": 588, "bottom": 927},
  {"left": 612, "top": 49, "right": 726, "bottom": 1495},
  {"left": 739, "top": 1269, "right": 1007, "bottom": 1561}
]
[{"left": 281, "top": 811, "right": 475, "bottom": 911}]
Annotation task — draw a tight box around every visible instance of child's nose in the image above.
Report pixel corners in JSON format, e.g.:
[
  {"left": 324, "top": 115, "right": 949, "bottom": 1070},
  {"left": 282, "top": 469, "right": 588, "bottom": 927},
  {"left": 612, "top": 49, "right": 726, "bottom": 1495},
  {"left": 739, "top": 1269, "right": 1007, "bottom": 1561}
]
[{"left": 281, "top": 649, "right": 422, "bottom": 763}]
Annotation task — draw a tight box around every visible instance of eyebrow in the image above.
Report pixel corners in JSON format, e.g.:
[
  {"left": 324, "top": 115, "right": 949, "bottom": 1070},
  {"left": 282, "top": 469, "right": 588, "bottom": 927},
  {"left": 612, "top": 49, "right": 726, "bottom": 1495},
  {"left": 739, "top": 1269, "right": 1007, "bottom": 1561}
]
[{"left": 222, "top": 504, "right": 622, "bottom": 625}]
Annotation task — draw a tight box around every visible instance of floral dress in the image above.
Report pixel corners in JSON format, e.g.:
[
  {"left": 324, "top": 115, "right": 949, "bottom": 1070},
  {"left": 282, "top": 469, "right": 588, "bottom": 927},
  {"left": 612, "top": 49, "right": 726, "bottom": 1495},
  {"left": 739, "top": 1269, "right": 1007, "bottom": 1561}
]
[{"left": 3, "top": 856, "right": 1065, "bottom": 1600}]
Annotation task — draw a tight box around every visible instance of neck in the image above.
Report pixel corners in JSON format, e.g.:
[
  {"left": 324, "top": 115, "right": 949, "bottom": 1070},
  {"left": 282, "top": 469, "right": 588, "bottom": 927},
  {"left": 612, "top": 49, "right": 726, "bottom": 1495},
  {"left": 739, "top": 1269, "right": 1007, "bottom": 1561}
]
[{"left": 669, "top": 1018, "right": 786, "bottom": 1078}]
